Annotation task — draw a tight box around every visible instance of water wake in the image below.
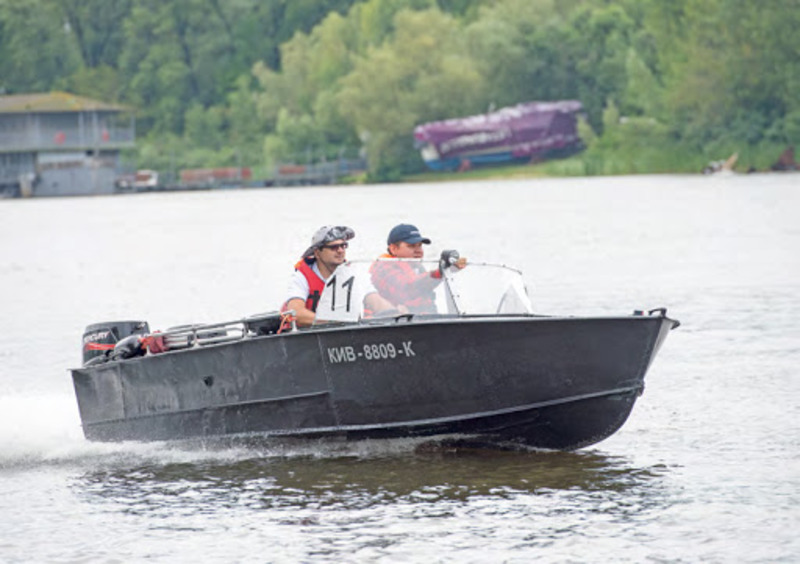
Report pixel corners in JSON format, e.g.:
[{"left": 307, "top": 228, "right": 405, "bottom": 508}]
[{"left": 0, "top": 394, "right": 455, "bottom": 471}]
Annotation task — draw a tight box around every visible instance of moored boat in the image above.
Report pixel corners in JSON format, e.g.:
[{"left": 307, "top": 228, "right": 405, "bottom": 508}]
[
  {"left": 413, "top": 100, "right": 584, "bottom": 171},
  {"left": 71, "top": 260, "right": 678, "bottom": 450}
]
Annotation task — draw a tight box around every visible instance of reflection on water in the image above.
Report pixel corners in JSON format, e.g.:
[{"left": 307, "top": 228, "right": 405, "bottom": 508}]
[
  {"left": 75, "top": 440, "right": 669, "bottom": 519},
  {"left": 68, "top": 443, "right": 676, "bottom": 562}
]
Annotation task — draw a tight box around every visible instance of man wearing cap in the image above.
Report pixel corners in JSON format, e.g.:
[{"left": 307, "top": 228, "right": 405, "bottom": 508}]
[
  {"left": 370, "top": 224, "right": 467, "bottom": 314},
  {"left": 283, "top": 225, "right": 395, "bottom": 327}
]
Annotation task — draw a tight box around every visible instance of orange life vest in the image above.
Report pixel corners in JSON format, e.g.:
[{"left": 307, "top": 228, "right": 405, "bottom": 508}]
[
  {"left": 293, "top": 258, "right": 325, "bottom": 312},
  {"left": 370, "top": 253, "right": 440, "bottom": 313}
]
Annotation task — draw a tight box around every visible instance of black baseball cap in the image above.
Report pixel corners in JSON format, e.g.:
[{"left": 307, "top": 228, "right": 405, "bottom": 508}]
[{"left": 387, "top": 224, "right": 431, "bottom": 245}]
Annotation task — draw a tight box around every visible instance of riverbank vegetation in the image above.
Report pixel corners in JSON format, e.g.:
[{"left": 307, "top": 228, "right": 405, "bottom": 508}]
[{"left": 1, "top": 0, "right": 797, "bottom": 181}]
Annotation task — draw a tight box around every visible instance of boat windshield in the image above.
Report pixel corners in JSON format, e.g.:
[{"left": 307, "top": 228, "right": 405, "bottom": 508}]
[{"left": 314, "top": 259, "right": 533, "bottom": 324}]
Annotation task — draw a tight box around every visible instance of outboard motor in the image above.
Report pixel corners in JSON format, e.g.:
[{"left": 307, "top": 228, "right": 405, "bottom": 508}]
[{"left": 82, "top": 320, "right": 149, "bottom": 365}]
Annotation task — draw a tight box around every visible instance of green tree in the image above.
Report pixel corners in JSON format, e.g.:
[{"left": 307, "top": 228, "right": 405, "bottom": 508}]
[
  {"left": 654, "top": 0, "right": 800, "bottom": 147},
  {"left": 56, "top": 65, "right": 125, "bottom": 103},
  {"left": 338, "top": 8, "right": 484, "bottom": 179},
  {"left": 252, "top": 0, "right": 433, "bottom": 168},
  {"left": 56, "top": 0, "right": 133, "bottom": 68},
  {"left": 227, "top": 74, "right": 265, "bottom": 166},
  {"left": 0, "top": 0, "right": 81, "bottom": 93},
  {"left": 568, "top": 3, "right": 635, "bottom": 132},
  {"left": 464, "top": 0, "right": 635, "bottom": 132},
  {"left": 622, "top": 47, "right": 663, "bottom": 118}
]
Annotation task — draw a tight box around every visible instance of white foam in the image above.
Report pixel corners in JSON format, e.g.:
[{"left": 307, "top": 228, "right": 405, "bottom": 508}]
[{"left": 0, "top": 393, "right": 441, "bottom": 471}]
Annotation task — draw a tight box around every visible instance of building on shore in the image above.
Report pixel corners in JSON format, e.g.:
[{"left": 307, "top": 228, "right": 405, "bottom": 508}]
[{"left": 0, "top": 91, "right": 135, "bottom": 197}]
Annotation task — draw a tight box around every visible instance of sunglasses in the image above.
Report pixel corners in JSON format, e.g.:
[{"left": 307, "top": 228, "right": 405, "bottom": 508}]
[{"left": 321, "top": 242, "right": 348, "bottom": 251}]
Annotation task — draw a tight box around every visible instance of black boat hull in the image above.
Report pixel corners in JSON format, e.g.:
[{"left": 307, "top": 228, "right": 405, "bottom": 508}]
[{"left": 71, "top": 315, "right": 677, "bottom": 450}]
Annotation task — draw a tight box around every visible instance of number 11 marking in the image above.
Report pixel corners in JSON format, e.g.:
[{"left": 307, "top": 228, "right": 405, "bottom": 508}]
[{"left": 326, "top": 275, "right": 355, "bottom": 312}]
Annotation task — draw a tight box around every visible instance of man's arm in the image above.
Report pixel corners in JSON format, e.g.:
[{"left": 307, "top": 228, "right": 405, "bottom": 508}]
[
  {"left": 284, "top": 297, "right": 316, "bottom": 328},
  {"left": 283, "top": 270, "right": 315, "bottom": 327}
]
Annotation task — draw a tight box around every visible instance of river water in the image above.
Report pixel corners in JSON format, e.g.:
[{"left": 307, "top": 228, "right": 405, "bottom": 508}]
[{"left": 1, "top": 173, "right": 798, "bottom": 563}]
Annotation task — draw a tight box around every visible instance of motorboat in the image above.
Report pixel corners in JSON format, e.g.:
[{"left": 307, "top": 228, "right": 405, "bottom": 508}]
[
  {"left": 413, "top": 100, "right": 584, "bottom": 171},
  {"left": 71, "top": 259, "right": 679, "bottom": 450}
]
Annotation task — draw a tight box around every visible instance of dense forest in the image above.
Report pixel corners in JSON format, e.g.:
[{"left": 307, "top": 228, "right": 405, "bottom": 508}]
[{"left": 1, "top": 0, "right": 798, "bottom": 180}]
